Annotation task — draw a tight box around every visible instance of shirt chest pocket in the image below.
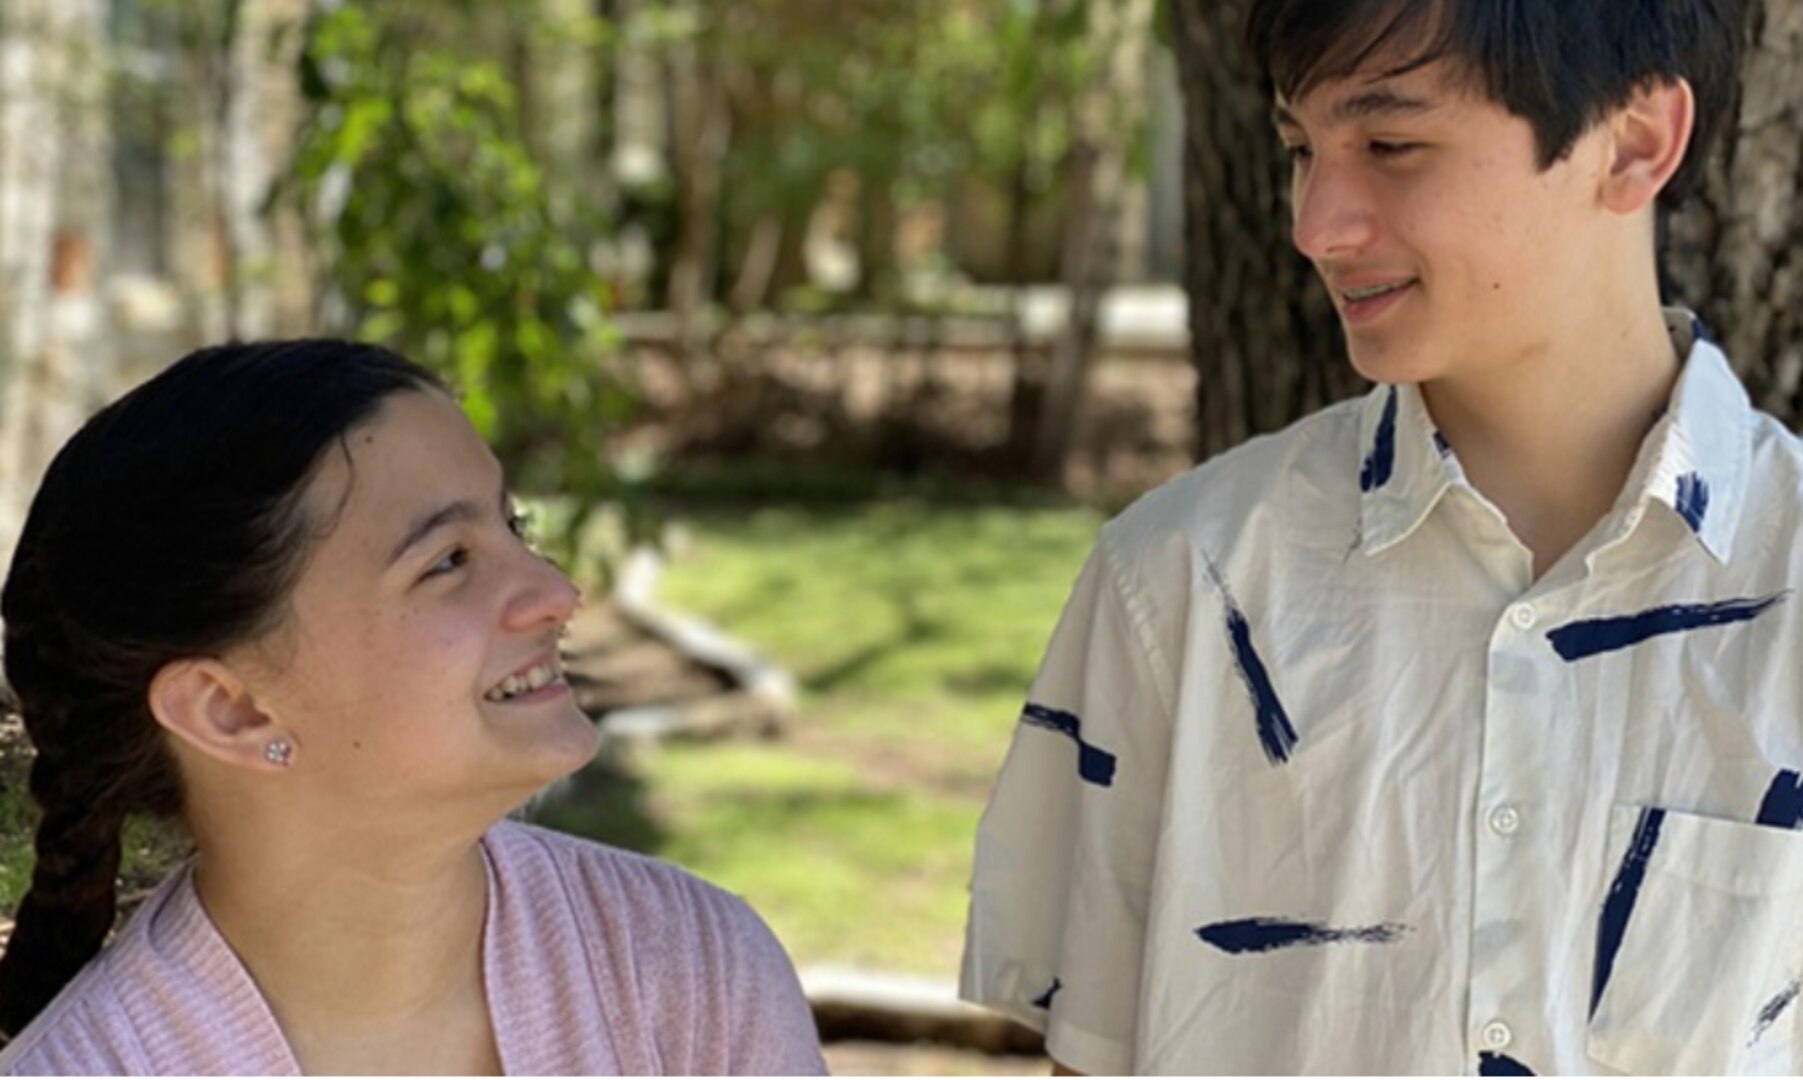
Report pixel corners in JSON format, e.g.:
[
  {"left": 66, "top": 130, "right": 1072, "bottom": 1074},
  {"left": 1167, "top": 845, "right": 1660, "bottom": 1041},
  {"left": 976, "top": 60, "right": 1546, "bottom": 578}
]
[{"left": 1587, "top": 804, "right": 1803, "bottom": 1075}]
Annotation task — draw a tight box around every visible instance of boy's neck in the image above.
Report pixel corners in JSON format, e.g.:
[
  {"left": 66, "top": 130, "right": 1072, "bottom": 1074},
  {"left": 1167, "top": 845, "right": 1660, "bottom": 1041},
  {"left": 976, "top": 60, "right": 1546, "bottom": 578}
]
[{"left": 1419, "top": 298, "right": 1681, "bottom": 583}]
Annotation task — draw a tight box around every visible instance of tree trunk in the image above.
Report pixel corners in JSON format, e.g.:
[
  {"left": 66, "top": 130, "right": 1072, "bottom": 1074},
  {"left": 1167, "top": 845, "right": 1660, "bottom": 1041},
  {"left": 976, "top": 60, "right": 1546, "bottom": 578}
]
[
  {"left": 1029, "top": 0, "right": 1159, "bottom": 483},
  {"left": 1663, "top": 0, "right": 1803, "bottom": 421},
  {"left": 666, "top": 5, "right": 728, "bottom": 368},
  {"left": 1171, "top": 0, "right": 1355, "bottom": 463},
  {"left": 0, "top": 0, "right": 114, "bottom": 581}
]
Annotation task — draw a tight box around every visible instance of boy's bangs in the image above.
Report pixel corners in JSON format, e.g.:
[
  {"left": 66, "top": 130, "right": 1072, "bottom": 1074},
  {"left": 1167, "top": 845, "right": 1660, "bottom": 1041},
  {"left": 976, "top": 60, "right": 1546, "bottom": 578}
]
[{"left": 1250, "top": 0, "right": 1457, "bottom": 102}]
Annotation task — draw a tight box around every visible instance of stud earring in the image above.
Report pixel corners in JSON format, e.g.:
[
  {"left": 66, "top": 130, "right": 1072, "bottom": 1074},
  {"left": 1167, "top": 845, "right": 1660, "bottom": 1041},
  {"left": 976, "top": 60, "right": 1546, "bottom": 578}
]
[{"left": 264, "top": 739, "right": 294, "bottom": 767}]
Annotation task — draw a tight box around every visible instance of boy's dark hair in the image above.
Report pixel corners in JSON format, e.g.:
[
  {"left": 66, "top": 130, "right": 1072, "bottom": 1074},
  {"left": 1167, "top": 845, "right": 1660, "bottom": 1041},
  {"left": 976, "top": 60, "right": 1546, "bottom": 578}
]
[
  {"left": 1246, "top": 0, "right": 1746, "bottom": 207},
  {"left": 0, "top": 340, "right": 443, "bottom": 1041}
]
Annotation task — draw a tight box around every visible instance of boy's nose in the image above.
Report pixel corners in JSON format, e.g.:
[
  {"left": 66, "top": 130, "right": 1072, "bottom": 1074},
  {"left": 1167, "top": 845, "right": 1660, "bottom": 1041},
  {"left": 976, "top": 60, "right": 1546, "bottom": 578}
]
[{"left": 1291, "top": 161, "right": 1379, "bottom": 262}]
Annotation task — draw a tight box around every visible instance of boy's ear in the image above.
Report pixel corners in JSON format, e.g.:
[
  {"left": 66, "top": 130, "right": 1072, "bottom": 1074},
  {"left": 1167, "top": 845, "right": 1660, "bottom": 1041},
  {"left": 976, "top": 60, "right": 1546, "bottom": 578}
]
[
  {"left": 1601, "top": 77, "right": 1696, "bottom": 215},
  {"left": 148, "top": 658, "right": 295, "bottom": 771}
]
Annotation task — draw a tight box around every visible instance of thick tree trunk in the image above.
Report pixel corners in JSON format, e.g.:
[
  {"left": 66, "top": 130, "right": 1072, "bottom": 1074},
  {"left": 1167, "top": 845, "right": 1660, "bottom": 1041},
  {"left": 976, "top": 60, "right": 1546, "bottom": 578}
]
[
  {"left": 1664, "top": 0, "right": 1803, "bottom": 420},
  {"left": 1170, "top": 0, "right": 1355, "bottom": 463}
]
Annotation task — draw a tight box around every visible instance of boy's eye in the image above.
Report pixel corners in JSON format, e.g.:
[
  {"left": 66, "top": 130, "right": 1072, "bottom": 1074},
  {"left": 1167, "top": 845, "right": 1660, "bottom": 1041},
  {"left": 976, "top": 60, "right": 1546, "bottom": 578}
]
[
  {"left": 507, "top": 506, "right": 536, "bottom": 545},
  {"left": 1369, "top": 140, "right": 1422, "bottom": 158},
  {"left": 1284, "top": 143, "right": 1314, "bottom": 162}
]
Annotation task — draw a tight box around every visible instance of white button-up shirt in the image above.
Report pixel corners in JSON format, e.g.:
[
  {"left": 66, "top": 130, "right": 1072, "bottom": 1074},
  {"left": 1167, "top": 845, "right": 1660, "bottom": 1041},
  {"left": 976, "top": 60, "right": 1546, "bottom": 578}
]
[{"left": 961, "top": 312, "right": 1803, "bottom": 1075}]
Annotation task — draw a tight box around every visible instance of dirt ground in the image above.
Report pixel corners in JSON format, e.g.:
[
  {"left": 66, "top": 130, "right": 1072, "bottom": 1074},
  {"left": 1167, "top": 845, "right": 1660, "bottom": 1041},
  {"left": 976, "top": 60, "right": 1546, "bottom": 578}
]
[
  {"left": 824, "top": 1039, "right": 1049, "bottom": 1076},
  {"left": 623, "top": 338, "right": 1200, "bottom": 500}
]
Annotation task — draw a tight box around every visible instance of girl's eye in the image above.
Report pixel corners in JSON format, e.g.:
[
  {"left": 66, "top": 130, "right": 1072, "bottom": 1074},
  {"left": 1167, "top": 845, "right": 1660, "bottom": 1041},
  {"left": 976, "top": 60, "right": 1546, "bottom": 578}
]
[
  {"left": 1284, "top": 143, "right": 1314, "bottom": 163},
  {"left": 423, "top": 547, "right": 469, "bottom": 580}
]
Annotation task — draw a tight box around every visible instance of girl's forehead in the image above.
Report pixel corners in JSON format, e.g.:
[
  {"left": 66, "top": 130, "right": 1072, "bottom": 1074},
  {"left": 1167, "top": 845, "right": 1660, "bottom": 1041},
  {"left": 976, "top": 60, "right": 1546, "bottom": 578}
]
[{"left": 297, "top": 391, "right": 498, "bottom": 547}]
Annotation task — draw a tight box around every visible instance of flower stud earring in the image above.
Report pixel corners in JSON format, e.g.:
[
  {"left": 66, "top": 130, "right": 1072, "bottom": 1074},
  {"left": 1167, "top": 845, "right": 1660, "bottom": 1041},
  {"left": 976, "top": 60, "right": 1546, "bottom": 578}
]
[{"left": 264, "top": 739, "right": 294, "bottom": 768}]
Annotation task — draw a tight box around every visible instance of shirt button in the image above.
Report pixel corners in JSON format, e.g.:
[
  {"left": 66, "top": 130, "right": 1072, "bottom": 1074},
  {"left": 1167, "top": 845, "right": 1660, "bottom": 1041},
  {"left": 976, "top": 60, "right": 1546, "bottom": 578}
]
[
  {"left": 1489, "top": 805, "right": 1522, "bottom": 836},
  {"left": 1508, "top": 604, "right": 1537, "bottom": 630},
  {"left": 1482, "top": 1021, "right": 1514, "bottom": 1049}
]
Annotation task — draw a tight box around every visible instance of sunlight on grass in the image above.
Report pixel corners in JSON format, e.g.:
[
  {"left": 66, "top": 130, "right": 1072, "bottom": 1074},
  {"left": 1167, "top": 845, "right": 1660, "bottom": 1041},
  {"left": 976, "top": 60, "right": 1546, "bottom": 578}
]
[{"left": 617, "top": 499, "right": 1104, "bottom": 974}]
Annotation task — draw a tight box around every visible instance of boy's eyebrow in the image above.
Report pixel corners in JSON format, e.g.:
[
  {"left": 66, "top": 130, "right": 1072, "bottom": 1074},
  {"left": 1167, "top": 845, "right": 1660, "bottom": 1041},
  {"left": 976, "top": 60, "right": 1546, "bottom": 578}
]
[
  {"left": 1273, "top": 87, "right": 1440, "bottom": 130},
  {"left": 386, "top": 485, "right": 510, "bottom": 566}
]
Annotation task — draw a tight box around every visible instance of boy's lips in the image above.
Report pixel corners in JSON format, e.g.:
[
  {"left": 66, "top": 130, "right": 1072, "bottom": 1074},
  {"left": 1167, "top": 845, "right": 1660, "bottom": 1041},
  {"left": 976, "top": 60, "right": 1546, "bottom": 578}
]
[{"left": 1336, "top": 278, "right": 1418, "bottom": 326}]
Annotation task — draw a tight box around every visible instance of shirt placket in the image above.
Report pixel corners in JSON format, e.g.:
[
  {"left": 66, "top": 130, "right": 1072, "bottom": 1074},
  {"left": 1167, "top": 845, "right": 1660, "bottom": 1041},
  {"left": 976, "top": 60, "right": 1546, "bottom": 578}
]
[{"left": 1467, "top": 590, "right": 1565, "bottom": 1074}]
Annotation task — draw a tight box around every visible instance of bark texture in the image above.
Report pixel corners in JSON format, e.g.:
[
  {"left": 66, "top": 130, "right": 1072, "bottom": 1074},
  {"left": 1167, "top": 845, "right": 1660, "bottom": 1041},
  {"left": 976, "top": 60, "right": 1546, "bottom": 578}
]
[
  {"left": 1170, "top": 0, "right": 1356, "bottom": 463},
  {"left": 1665, "top": 0, "right": 1803, "bottom": 421}
]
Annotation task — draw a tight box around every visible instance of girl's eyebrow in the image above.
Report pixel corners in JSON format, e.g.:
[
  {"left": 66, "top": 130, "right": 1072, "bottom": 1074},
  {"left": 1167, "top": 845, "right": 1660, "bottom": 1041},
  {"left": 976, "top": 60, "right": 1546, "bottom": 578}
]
[{"left": 385, "top": 485, "right": 511, "bottom": 566}]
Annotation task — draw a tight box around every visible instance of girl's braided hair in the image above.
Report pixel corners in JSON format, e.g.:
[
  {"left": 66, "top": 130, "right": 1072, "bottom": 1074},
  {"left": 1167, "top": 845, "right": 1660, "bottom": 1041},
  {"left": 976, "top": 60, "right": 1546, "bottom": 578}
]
[{"left": 0, "top": 339, "right": 441, "bottom": 1039}]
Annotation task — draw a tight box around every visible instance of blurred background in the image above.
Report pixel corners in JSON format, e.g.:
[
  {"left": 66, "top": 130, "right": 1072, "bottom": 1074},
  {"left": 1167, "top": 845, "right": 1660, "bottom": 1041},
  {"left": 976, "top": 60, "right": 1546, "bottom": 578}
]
[{"left": 0, "top": 0, "right": 1797, "bottom": 1072}]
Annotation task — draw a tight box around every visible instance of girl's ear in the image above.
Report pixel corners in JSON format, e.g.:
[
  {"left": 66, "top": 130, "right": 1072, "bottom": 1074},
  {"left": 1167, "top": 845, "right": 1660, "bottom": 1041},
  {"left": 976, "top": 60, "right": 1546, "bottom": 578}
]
[
  {"left": 1600, "top": 77, "right": 1696, "bottom": 215},
  {"left": 148, "top": 658, "right": 296, "bottom": 771}
]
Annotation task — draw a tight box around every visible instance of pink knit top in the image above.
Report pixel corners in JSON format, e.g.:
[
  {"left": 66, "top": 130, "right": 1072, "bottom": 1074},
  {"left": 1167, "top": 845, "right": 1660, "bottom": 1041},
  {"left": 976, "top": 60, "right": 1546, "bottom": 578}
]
[{"left": 0, "top": 821, "right": 826, "bottom": 1075}]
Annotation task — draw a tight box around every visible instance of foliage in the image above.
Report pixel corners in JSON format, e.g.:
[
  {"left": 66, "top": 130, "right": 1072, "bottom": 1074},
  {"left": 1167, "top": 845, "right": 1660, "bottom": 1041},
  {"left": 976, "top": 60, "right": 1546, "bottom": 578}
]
[
  {"left": 626, "top": 0, "right": 1112, "bottom": 307},
  {"left": 535, "top": 498, "right": 1103, "bottom": 972},
  {"left": 285, "top": 0, "right": 630, "bottom": 569}
]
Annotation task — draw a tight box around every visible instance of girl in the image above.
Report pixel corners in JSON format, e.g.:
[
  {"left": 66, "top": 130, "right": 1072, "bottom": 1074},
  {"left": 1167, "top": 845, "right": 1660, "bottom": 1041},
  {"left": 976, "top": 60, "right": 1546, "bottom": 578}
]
[{"left": 0, "top": 340, "right": 824, "bottom": 1075}]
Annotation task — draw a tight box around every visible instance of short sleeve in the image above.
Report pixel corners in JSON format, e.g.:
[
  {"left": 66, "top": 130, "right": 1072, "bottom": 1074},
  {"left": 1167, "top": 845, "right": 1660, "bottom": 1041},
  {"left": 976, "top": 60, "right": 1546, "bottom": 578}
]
[
  {"left": 959, "top": 535, "right": 1177, "bottom": 1075},
  {"left": 721, "top": 899, "right": 827, "bottom": 1076}
]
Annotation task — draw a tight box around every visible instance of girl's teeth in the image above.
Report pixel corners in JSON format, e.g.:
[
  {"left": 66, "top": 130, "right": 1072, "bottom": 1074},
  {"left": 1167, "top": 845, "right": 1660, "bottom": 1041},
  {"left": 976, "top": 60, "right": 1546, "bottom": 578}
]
[{"left": 489, "top": 662, "right": 560, "bottom": 702}]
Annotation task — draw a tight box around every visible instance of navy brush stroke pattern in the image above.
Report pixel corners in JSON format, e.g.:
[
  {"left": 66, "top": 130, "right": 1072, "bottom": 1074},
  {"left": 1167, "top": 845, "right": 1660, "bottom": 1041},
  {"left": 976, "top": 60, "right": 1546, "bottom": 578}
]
[
  {"left": 1224, "top": 605, "right": 1299, "bottom": 765},
  {"left": 1194, "top": 917, "right": 1407, "bottom": 955},
  {"left": 1757, "top": 770, "right": 1803, "bottom": 829},
  {"left": 1693, "top": 313, "right": 1716, "bottom": 345},
  {"left": 1031, "top": 978, "right": 1062, "bottom": 1010},
  {"left": 1479, "top": 1052, "right": 1536, "bottom": 1076},
  {"left": 1546, "top": 594, "right": 1787, "bottom": 662},
  {"left": 1591, "top": 807, "right": 1666, "bottom": 1017},
  {"left": 1675, "top": 472, "right": 1710, "bottom": 534},
  {"left": 1020, "top": 703, "right": 1117, "bottom": 787},
  {"left": 1750, "top": 980, "right": 1800, "bottom": 1047},
  {"left": 1360, "top": 387, "right": 1399, "bottom": 492},
  {"left": 1432, "top": 431, "right": 1453, "bottom": 458}
]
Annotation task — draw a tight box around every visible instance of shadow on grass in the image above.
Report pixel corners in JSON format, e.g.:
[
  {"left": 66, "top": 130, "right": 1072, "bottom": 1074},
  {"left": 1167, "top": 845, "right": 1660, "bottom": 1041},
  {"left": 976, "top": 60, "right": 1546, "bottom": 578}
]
[
  {"left": 806, "top": 597, "right": 948, "bottom": 694},
  {"left": 527, "top": 752, "right": 670, "bottom": 857},
  {"left": 941, "top": 663, "right": 1033, "bottom": 696}
]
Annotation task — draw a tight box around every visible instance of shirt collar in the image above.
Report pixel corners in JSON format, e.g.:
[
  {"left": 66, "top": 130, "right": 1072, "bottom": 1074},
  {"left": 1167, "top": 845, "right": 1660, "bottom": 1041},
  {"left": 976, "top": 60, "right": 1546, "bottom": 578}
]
[
  {"left": 1611, "top": 309, "right": 1751, "bottom": 564},
  {"left": 1356, "top": 379, "right": 1453, "bottom": 556},
  {"left": 1356, "top": 308, "right": 1752, "bottom": 563}
]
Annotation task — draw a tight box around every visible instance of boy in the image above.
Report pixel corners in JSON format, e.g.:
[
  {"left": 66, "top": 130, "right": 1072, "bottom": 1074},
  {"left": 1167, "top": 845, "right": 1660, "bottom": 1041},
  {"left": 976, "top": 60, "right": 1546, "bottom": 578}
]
[{"left": 960, "top": 1, "right": 1794, "bottom": 1073}]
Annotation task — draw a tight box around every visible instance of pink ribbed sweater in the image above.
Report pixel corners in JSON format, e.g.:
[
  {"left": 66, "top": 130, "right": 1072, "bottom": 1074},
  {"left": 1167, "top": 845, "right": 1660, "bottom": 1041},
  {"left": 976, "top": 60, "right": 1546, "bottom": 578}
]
[{"left": 0, "top": 821, "right": 826, "bottom": 1075}]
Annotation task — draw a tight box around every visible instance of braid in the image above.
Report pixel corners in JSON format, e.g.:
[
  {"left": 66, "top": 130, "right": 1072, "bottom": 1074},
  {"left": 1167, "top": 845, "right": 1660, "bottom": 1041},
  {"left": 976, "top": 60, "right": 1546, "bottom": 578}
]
[
  {"left": 0, "top": 762, "right": 127, "bottom": 1039},
  {"left": 0, "top": 537, "right": 181, "bottom": 1039}
]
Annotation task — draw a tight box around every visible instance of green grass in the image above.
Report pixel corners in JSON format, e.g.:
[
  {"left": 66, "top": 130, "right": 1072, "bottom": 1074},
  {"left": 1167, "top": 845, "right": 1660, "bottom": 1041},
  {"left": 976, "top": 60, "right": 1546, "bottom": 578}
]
[
  {"left": 0, "top": 740, "right": 32, "bottom": 913},
  {"left": 537, "top": 498, "right": 1103, "bottom": 975}
]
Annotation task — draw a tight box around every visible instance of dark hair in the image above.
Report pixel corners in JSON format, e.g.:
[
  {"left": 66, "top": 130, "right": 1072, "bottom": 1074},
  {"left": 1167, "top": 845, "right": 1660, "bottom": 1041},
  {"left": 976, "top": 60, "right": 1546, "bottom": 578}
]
[
  {"left": 0, "top": 340, "right": 442, "bottom": 1039},
  {"left": 1246, "top": 0, "right": 1745, "bottom": 207}
]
